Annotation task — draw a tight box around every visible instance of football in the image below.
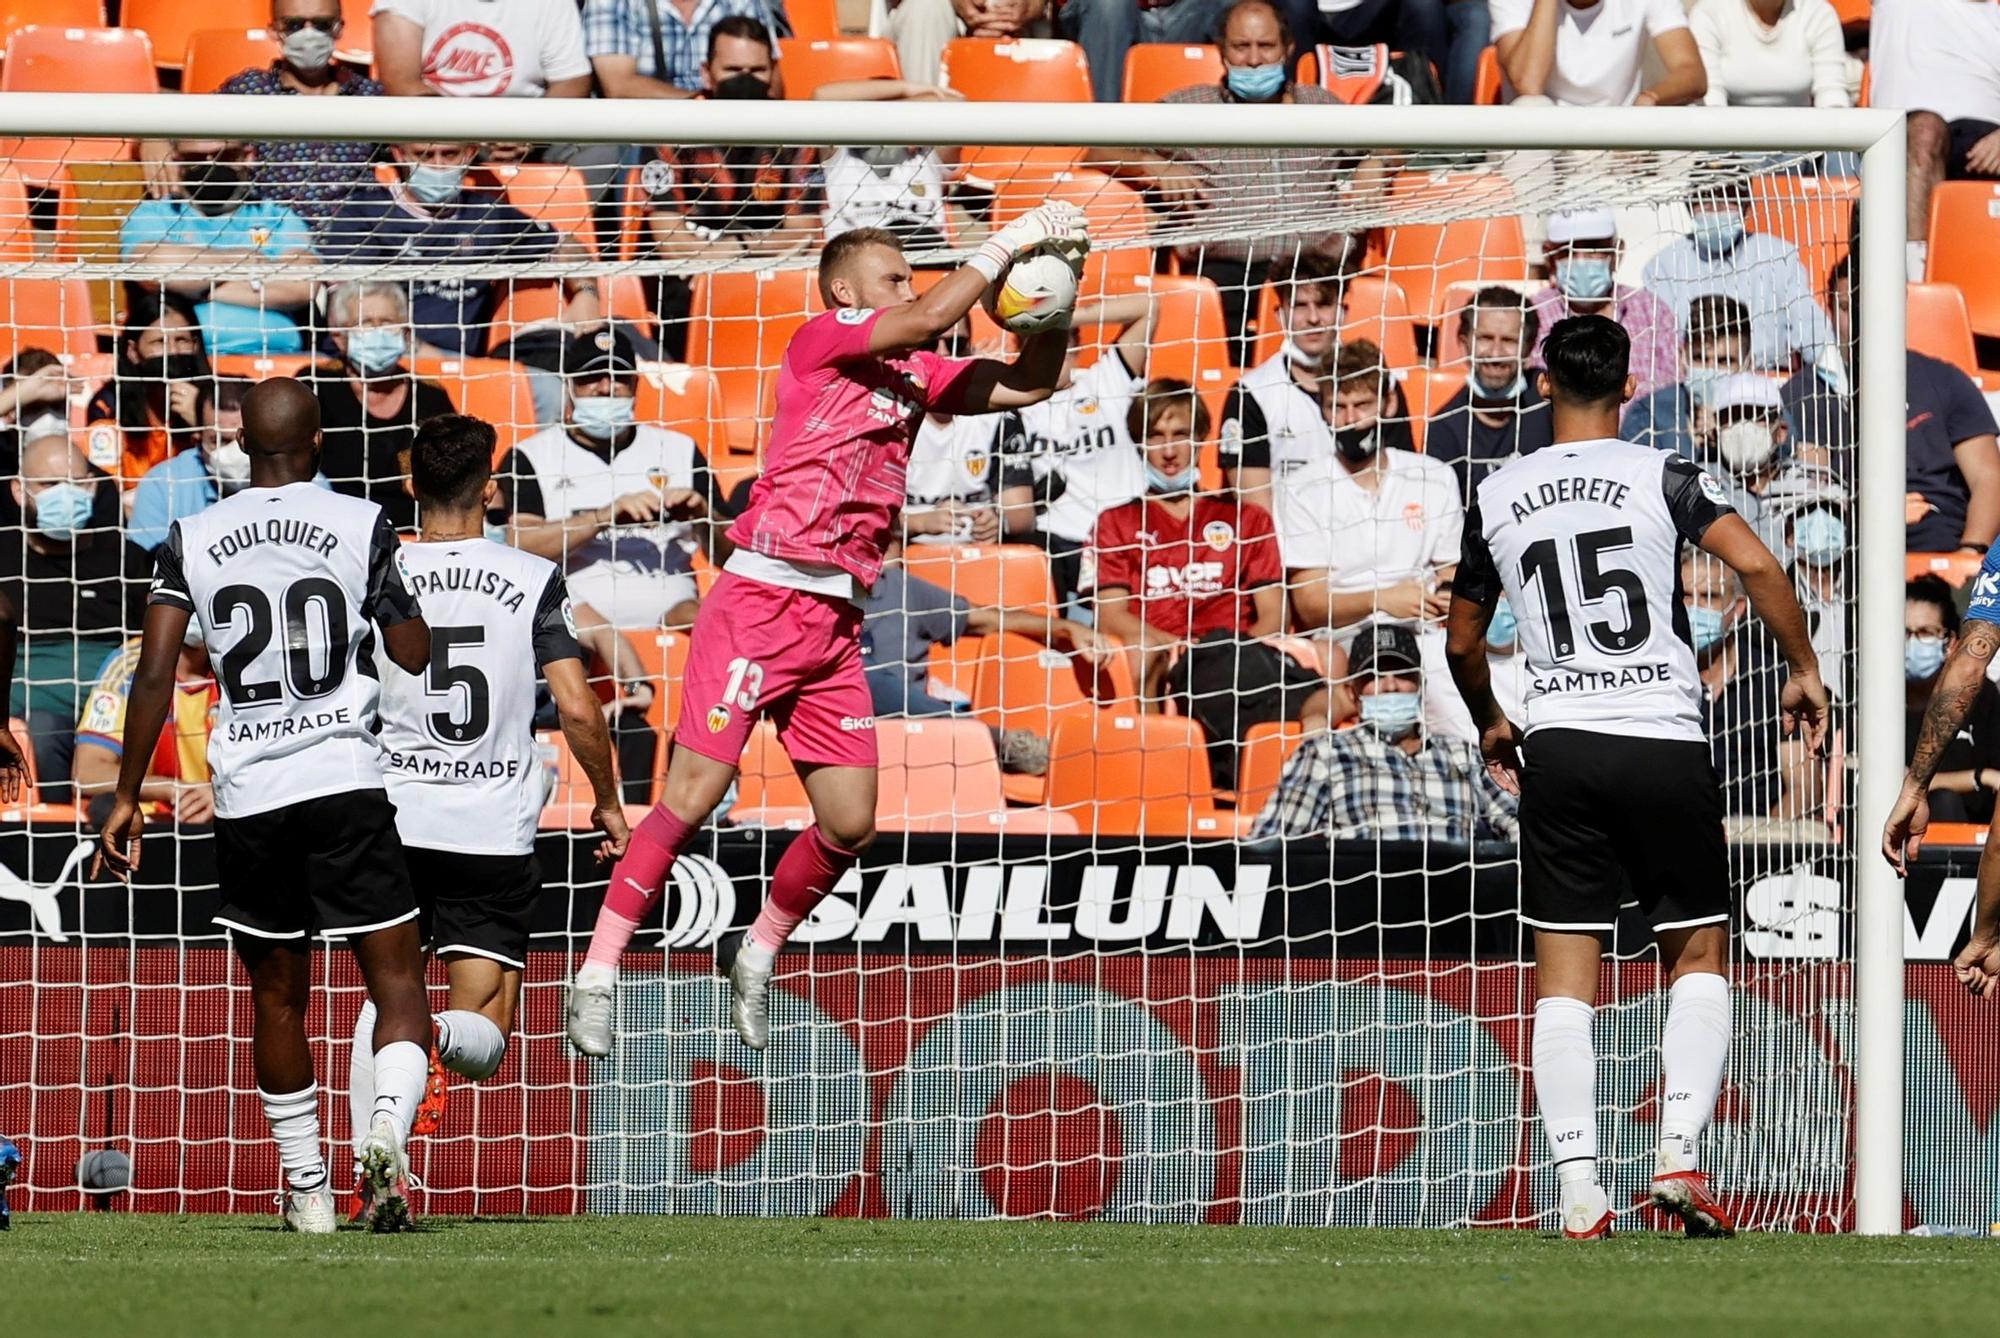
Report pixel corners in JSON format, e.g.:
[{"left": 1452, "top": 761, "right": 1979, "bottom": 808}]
[{"left": 984, "top": 250, "right": 1080, "bottom": 336}]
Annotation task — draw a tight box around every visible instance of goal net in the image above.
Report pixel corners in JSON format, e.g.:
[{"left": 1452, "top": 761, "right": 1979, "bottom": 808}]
[{"left": 0, "top": 97, "right": 1924, "bottom": 1232}]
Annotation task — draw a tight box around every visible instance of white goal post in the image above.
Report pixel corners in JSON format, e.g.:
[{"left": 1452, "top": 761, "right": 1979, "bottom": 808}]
[{"left": 0, "top": 93, "right": 1908, "bottom": 1233}]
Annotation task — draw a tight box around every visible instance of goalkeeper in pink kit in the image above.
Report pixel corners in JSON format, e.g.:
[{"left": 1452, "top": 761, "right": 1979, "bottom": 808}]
[{"left": 567, "top": 207, "right": 1088, "bottom": 1054}]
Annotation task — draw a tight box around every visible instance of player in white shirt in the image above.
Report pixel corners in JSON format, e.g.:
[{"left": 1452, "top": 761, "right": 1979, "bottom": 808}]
[
  {"left": 1446, "top": 316, "right": 1827, "bottom": 1240},
  {"left": 1218, "top": 252, "right": 1346, "bottom": 517},
  {"left": 348, "top": 413, "right": 630, "bottom": 1220},
  {"left": 95, "top": 378, "right": 438, "bottom": 1235}
]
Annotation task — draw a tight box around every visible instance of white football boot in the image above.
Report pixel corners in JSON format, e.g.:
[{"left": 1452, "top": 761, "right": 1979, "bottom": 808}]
[
  {"left": 280, "top": 1184, "right": 337, "bottom": 1235},
  {"left": 1561, "top": 1183, "right": 1613, "bottom": 1240},
  {"left": 726, "top": 936, "right": 773, "bottom": 1051},
  {"left": 356, "top": 1120, "right": 411, "bottom": 1234},
  {"left": 566, "top": 963, "right": 616, "bottom": 1058}
]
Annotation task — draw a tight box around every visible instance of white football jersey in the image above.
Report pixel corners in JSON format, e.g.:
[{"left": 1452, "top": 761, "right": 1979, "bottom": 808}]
[
  {"left": 1458, "top": 437, "right": 1736, "bottom": 743},
  {"left": 905, "top": 411, "right": 1025, "bottom": 542},
  {"left": 1219, "top": 353, "right": 1334, "bottom": 478},
  {"left": 148, "top": 482, "right": 422, "bottom": 819},
  {"left": 1017, "top": 350, "right": 1145, "bottom": 544},
  {"left": 377, "top": 538, "right": 582, "bottom": 856}
]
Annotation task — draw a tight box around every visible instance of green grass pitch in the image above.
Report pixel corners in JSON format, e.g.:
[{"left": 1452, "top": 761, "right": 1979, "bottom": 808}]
[{"left": 9, "top": 1213, "right": 1993, "bottom": 1337}]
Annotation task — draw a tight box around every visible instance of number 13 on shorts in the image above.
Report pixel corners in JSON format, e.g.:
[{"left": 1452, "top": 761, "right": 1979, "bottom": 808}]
[{"left": 705, "top": 656, "right": 764, "bottom": 733}]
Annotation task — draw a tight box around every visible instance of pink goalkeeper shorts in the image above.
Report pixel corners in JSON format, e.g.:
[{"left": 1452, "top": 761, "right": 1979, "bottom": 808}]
[{"left": 674, "top": 571, "right": 878, "bottom": 770}]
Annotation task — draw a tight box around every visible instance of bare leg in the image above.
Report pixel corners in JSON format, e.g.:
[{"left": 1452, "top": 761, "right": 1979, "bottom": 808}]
[
  {"left": 1909, "top": 111, "right": 1949, "bottom": 242},
  {"left": 240, "top": 937, "right": 315, "bottom": 1093}
]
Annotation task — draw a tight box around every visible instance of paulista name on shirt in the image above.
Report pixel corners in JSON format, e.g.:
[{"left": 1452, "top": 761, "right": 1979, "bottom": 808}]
[{"left": 406, "top": 564, "right": 528, "bottom": 612}]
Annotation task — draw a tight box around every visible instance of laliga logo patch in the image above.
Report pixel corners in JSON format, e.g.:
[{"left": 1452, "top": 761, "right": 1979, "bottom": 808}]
[
  {"left": 1698, "top": 469, "right": 1730, "bottom": 507},
  {"left": 706, "top": 704, "right": 731, "bottom": 733},
  {"left": 394, "top": 547, "right": 413, "bottom": 585},
  {"left": 86, "top": 425, "right": 119, "bottom": 470},
  {"left": 560, "top": 597, "right": 578, "bottom": 639},
  {"left": 837, "top": 308, "right": 874, "bottom": 325},
  {"left": 639, "top": 157, "right": 675, "bottom": 198},
  {"left": 1202, "top": 520, "right": 1235, "bottom": 552}
]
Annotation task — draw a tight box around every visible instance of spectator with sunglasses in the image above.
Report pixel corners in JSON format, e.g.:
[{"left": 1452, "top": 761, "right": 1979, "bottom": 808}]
[{"left": 158, "top": 0, "right": 385, "bottom": 227}]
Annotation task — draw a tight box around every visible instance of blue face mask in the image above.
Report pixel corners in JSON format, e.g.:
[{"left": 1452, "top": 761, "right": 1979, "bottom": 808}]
[
  {"left": 32, "top": 481, "right": 93, "bottom": 540},
  {"left": 405, "top": 162, "right": 465, "bottom": 205},
  {"left": 345, "top": 325, "right": 406, "bottom": 375},
  {"left": 1906, "top": 634, "right": 1948, "bottom": 681},
  {"left": 1688, "top": 603, "right": 1728, "bottom": 653},
  {"left": 1792, "top": 509, "right": 1845, "bottom": 567},
  {"left": 1224, "top": 61, "right": 1286, "bottom": 102},
  {"left": 484, "top": 521, "right": 508, "bottom": 546},
  {"left": 1488, "top": 598, "right": 1518, "bottom": 649},
  {"left": 1359, "top": 689, "right": 1423, "bottom": 737},
  {"left": 1555, "top": 257, "right": 1614, "bottom": 301},
  {"left": 1473, "top": 367, "right": 1526, "bottom": 402},
  {"left": 1691, "top": 209, "right": 1745, "bottom": 256},
  {"left": 1145, "top": 462, "right": 1196, "bottom": 494},
  {"left": 571, "top": 395, "right": 636, "bottom": 440}
]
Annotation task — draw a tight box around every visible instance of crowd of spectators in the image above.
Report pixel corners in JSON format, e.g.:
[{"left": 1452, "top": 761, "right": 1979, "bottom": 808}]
[{"left": 0, "top": 0, "right": 1984, "bottom": 845}]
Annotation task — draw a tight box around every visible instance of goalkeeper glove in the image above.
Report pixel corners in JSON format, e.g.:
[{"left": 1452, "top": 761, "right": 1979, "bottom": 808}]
[{"left": 969, "top": 201, "right": 1090, "bottom": 283}]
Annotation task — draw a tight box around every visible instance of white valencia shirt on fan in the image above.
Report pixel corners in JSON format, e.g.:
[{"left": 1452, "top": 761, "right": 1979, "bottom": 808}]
[
  {"left": 1274, "top": 445, "right": 1477, "bottom": 741},
  {"left": 146, "top": 484, "right": 423, "bottom": 819},
  {"left": 905, "top": 411, "right": 1028, "bottom": 542},
  {"left": 1488, "top": 0, "right": 1690, "bottom": 106},
  {"left": 372, "top": 0, "right": 591, "bottom": 97},
  {"left": 377, "top": 538, "right": 584, "bottom": 856},
  {"left": 1016, "top": 349, "right": 1146, "bottom": 545}
]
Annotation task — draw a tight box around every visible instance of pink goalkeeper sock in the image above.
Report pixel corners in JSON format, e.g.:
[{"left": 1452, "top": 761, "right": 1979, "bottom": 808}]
[
  {"left": 583, "top": 805, "right": 697, "bottom": 971},
  {"left": 748, "top": 826, "right": 861, "bottom": 954}
]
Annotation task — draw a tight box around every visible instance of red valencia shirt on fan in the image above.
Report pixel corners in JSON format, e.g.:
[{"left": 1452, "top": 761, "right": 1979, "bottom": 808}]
[
  {"left": 1088, "top": 494, "right": 1282, "bottom": 640},
  {"left": 729, "top": 307, "right": 978, "bottom": 589}
]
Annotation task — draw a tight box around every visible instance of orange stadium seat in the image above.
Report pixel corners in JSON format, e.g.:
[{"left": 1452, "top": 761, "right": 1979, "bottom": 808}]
[
  {"left": 1927, "top": 183, "right": 2000, "bottom": 338},
  {"left": 1472, "top": 45, "right": 1503, "bottom": 104},
  {"left": 181, "top": 28, "right": 280, "bottom": 93},
  {"left": 0, "top": 1, "right": 103, "bottom": 52},
  {"left": 485, "top": 276, "right": 652, "bottom": 348},
  {"left": 968, "top": 636, "right": 1132, "bottom": 807},
  {"left": 685, "top": 268, "right": 821, "bottom": 449},
  {"left": 875, "top": 717, "right": 1009, "bottom": 832},
  {"left": 1746, "top": 173, "right": 1857, "bottom": 296},
  {"left": 1384, "top": 208, "right": 1529, "bottom": 326},
  {"left": 0, "top": 27, "right": 156, "bottom": 183},
  {"left": 634, "top": 361, "right": 729, "bottom": 475},
  {"left": 1045, "top": 710, "right": 1218, "bottom": 836},
  {"left": 124, "top": 0, "right": 267, "bottom": 71},
  {"left": 210, "top": 353, "right": 311, "bottom": 380},
  {"left": 786, "top": 0, "right": 844, "bottom": 42},
  {"left": 1122, "top": 43, "right": 1222, "bottom": 103},
  {"left": 0, "top": 279, "right": 101, "bottom": 362},
  {"left": 1250, "top": 272, "right": 1418, "bottom": 371},
  {"left": 1396, "top": 366, "right": 1468, "bottom": 454},
  {"left": 1133, "top": 273, "right": 1231, "bottom": 402},
  {"left": 728, "top": 720, "right": 816, "bottom": 827},
  {"left": 1233, "top": 720, "right": 1303, "bottom": 816},
  {"left": 335, "top": 0, "right": 371, "bottom": 64},
  {"left": 625, "top": 627, "right": 689, "bottom": 741},
  {"left": 1907, "top": 551, "right": 1983, "bottom": 587},
  {"left": 957, "top": 144, "right": 1086, "bottom": 195},
  {"left": 941, "top": 38, "right": 1092, "bottom": 102},
  {"left": 775, "top": 36, "right": 899, "bottom": 98},
  {"left": 486, "top": 163, "right": 596, "bottom": 255},
  {"left": 901, "top": 544, "right": 1056, "bottom": 613},
  {"left": 411, "top": 356, "right": 537, "bottom": 448},
  {"left": 1907, "top": 283, "right": 1982, "bottom": 381},
  {"left": 0, "top": 166, "right": 32, "bottom": 263},
  {"left": 1830, "top": 0, "right": 1870, "bottom": 25}
]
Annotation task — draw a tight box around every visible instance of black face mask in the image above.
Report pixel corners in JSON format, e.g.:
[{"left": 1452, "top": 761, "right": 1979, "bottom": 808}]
[
  {"left": 180, "top": 161, "right": 248, "bottom": 216},
  {"left": 134, "top": 351, "right": 209, "bottom": 384},
  {"left": 712, "top": 72, "right": 772, "bottom": 100},
  {"left": 1334, "top": 424, "right": 1379, "bottom": 463}
]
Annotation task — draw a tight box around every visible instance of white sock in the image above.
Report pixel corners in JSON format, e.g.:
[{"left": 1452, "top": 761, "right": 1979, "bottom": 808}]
[
  {"left": 1533, "top": 996, "right": 1599, "bottom": 1194},
  {"left": 370, "top": 1040, "right": 429, "bottom": 1149},
  {"left": 575, "top": 960, "right": 615, "bottom": 990},
  {"left": 349, "top": 1000, "right": 377, "bottom": 1166},
  {"left": 436, "top": 1009, "right": 508, "bottom": 1081},
  {"left": 259, "top": 1084, "right": 327, "bottom": 1193},
  {"left": 738, "top": 939, "right": 774, "bottom": 973},
  {"left": 1657, "top": 972, "right": 1732, "bottom": 1174}
]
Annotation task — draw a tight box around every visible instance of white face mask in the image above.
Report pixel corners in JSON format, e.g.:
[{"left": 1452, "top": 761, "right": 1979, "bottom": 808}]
[
  {"left": 1716, "top": 420, "right": 1778, "bottom": 473},
  {"left": 208, "top": 439, "right": 251, "bottom": 492}
]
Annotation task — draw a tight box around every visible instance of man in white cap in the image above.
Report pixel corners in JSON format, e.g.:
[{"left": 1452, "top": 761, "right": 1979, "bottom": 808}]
[
  {"left": 1702, "top": 370, "right": 1837, "bottom": 560},
  {"left": 1528, "top": 206, "right": 1681, "bottom": 397}
]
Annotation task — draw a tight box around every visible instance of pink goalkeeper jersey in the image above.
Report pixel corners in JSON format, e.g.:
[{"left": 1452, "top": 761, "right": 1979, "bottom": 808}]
[{"left": 729, "top": 307, "right": 978, "bottom": 587}]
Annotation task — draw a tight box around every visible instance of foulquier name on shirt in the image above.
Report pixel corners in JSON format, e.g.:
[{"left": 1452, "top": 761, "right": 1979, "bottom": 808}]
[
  {"left": 205, "top": 517, "right": 342, "bottom": 565},
  {"left": 406, "top": 562, "right": 529, "bottom": 613},
  {"left": 1507, "top": 474, "right": 1631, "bottom": 525}
]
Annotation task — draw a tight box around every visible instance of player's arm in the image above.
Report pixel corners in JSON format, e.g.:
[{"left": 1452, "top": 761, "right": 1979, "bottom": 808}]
[
  {"left": 1956, "top": 820, "right": 2000, "bottom": 995},
  {"left": 366, "top": 513, "right": 431, "bottom": 675},
  {"left": 963, "top": 606, "right": 1115, "bottom": 668},
  {"left": 533, "top": 571, "right": 629, "bottom": 860},
  {"left": 1890, "top": 608, "right": 2000, "bottom": 872},
  {"left": 94, "top": 602, "right": 188, "bottom": 879},
  {"left": 864, "top": 203, "right": 1087, "bottom": 359},
  {"left": 1445, "top": 502, "right": 1524, "bottom": 793},
  {"left": 1698, "top": 511, "right": 1826, "bottom": 747},
  {"left": 946, "top": 331, "right": 1070, "bottom": 413}
]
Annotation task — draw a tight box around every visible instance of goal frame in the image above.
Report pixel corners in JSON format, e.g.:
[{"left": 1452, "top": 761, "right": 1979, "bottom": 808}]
[{"left": 0, "top": 93, "right": 1909, "bottom": 1234}]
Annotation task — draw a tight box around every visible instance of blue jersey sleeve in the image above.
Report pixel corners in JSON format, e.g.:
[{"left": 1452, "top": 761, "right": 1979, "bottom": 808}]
[{"left": 1967, "top": 540, "right": 2000, "bottom": 625}]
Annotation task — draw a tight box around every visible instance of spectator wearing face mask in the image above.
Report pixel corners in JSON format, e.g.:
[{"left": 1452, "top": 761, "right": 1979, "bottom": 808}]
[
  {"left": 1218, "top": 253, "right": 1348, "bottom": 518},
  {"left": 84, "top": 289, "right": 212, "bottom": 486},
  {"left": 1528, "top": 207, "right": 1679, "bottom": 396},
  {"left": 1275, "top": 339, "right": 1475, "bottom": 742},
  {"left": 1092, "top": 381, "right": 1332, "bottom": 788},
  {"left": 1620, "top": 293, "right": 1752, "bottom": 464},
  {"left": 1083, "top": 0, "right": 1392, "bottom": 365},
  {"left": 1904, "top": 572, "right": 2000, "bottom": 823},
  {"left": 1643, "top": 178, "right": 1845, "bottom": 387},
  {"left": 1782, "top": 489, "right": 1848, "bottom": 702},
  {"left": 1682, "top": 550, "right": 1793, "bottom": 817},
  {"left": 1, "top": 433, "right": 150, "bottom": 797},
  {"left": 319, "top": 142, "right": 601, "bottom": 359},
  {"left": 119, "top": 140, "right": 317, "bottom": 357},
  {"left": 207, "top": 0, "right": 385, "bottom": 226},
  {"left": 1251, "top": 622, "right": 1518, "bottom": 841},
  {"left": 310, "top": 280, "right": 455, "bottom": 529},
  {"left": 128, "top": 377, "right": 273, "bottom": 552},
  {"left": 1696, "top": 372, "right": 1838, "bottom": 560},
  {"left": 497, "top": 329, "right": 718, "bottom": 630},
  {"left": 1426, "top": 286, "right": 1554, "bottom": 501},
  {"left": 584, "top": 0, "right": 783, "bottom": 98}
]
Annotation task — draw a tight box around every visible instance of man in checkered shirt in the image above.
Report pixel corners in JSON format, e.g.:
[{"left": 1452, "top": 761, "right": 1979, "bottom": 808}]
[
  {"left": 1252, "top": 623, "right": 1519, "bottom": 842},
  {"left": 584, "top": 0, "right": 785, "bottom": 97}
]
